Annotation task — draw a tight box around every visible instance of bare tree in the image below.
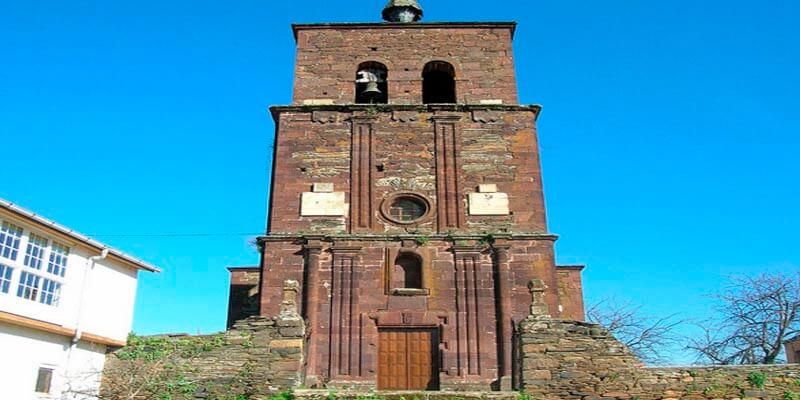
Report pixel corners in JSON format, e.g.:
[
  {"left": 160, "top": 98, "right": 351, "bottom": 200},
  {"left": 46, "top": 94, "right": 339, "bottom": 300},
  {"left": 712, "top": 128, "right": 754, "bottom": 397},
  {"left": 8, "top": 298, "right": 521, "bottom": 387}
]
[
  {"left": 587, "top": 298, "right": 683, "bottom": 364},
  {"left": 62, "top": 357, "right": 175, "bottom": 400},
  {"left": 687, "top": 272, "right": 800, "bottom": 365}
]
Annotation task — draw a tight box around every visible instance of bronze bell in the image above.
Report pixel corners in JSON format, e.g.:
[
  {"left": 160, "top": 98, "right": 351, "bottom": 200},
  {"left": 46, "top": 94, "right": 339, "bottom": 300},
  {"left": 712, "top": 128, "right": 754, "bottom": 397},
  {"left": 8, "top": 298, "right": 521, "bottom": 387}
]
[{"left": 361, "top": 81, "right": 382, "bottom": 102}]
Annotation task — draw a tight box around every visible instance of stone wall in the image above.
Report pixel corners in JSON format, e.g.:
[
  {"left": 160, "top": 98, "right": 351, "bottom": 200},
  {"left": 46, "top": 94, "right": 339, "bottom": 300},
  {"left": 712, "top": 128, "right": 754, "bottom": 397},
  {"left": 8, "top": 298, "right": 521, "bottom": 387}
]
[
  {"left": 101, "top": 316, "right": 303, "bottom": 399},
  {"left": 267, "top": 105, "right": 548, "bottom": 236},
  {"left": 253, "top": 235, "right": 587, "bottom": 390},
  {"left": 291, "top": 24, "right": 519, "bottom": 105},
  {"left": 258, "top": 101, "right": 583, "bottom": 389},
  {"left": 101, "top": 284, "right": 305, "bottom": 399},
  {"left": 519, "top": 316, "right": 800, "bottom": 400}
]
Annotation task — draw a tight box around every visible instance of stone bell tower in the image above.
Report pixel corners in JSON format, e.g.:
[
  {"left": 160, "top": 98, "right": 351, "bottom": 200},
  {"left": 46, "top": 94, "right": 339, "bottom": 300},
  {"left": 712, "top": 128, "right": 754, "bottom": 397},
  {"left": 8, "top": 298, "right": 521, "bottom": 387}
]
[{"left": 249, "top": 0, "right": 586, "bottom": 391}]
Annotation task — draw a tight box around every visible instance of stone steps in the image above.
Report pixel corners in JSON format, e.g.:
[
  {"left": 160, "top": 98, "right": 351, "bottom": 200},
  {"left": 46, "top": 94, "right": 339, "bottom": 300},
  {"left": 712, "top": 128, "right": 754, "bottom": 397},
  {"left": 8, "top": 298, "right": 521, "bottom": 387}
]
[{"left": 294, "top": 390, "right": 522, "bottom": 400}]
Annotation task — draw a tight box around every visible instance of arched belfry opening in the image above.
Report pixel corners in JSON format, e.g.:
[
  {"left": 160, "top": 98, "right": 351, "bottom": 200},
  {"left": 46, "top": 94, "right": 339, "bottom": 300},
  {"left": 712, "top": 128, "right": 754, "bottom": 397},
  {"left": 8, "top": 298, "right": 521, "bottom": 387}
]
[
  {"left": 422, "top": 61, "right": 456, "bottom": 104},
  {"left": 393, "top": 252, "right": 423, "bottom": 289},
  {"left": 355, "top": 61, "right": 388, "bottom": 104}
]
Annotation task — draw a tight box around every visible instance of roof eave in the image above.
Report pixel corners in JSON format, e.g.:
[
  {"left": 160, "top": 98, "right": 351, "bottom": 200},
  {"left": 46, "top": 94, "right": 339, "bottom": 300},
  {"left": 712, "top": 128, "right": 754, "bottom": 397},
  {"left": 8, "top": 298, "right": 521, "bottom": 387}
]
[{"left": 0, "top": 199, "right": 161, "bottom": 273}]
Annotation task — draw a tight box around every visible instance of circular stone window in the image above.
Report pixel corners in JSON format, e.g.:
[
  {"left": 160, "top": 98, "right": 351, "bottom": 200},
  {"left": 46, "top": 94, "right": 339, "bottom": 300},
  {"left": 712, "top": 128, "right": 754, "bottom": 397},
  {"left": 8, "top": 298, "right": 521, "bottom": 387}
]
[{"left": 381, "top": 193, "right": 432, "bottom": 225}]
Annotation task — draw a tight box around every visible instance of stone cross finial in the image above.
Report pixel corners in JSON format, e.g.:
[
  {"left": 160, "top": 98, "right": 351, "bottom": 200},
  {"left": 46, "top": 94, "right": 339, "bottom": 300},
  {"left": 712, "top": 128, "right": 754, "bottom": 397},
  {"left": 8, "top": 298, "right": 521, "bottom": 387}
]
[
  {"left": 279, "top": 279, "right": 301, "bottom": 320},
  {"left": 528, "top": 279, "right": 550, "bottom": 317}
]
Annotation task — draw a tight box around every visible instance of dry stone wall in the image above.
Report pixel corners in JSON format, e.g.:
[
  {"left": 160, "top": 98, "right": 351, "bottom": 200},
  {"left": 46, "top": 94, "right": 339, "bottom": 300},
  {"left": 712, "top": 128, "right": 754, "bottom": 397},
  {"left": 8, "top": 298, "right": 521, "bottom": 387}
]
[
  {"left": 103, "top": 288, "right": 799, "bottom": 399},
  {"left": 101, "top": 316, "right": 304, "bottom": 399},
  {"left": 519, "top": 316, "right": 800, "bottom": 400}
]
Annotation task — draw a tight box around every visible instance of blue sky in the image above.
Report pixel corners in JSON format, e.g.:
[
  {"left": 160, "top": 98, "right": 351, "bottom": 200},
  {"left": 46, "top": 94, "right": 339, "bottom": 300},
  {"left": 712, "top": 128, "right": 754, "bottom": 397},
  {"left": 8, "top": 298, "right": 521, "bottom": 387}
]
[{"left": 1, "top": 1, "right": 798, "bottom": 362}]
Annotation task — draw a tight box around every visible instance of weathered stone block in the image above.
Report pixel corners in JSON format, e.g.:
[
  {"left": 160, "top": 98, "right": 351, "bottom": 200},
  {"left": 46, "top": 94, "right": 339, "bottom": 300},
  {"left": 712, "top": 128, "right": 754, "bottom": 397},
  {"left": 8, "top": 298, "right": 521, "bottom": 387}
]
[
  {"left": 300, "top": 192, "right": 346, "bottom": 216},
  {"left": 468, "top": 192, "right": 510, "bottom": 215},
  {"left": 270, "top": 339, "right": 303, "bottom": 348}
]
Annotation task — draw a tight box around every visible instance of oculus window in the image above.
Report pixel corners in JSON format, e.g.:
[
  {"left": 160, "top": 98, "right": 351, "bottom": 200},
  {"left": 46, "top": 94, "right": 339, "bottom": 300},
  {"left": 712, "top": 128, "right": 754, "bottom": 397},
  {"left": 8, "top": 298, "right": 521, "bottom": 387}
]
[{"left": 381, "top": 193, "right": 432, "bottom": 225}]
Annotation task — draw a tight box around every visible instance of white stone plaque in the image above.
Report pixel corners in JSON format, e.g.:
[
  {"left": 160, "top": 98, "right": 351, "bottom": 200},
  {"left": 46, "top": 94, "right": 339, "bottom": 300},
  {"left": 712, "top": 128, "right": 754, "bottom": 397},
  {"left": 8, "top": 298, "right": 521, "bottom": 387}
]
[
  {"left": 312, "top": 183, "right": 334, "bottom": 193},
  {"left": 468, "top": 192, "right": 510, "bottom": 215},
  {"left": 478, "top": 184, "right": 498, "bottom": 193},
  {"left": 301, "top": 192, "right": 347, "bottom": 216}
]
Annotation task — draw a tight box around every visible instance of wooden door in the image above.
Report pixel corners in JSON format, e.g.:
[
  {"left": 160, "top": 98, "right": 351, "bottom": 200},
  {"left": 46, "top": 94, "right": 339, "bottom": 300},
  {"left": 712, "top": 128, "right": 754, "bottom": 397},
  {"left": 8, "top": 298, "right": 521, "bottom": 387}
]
[{"left": 378, "top": 329, "right": 439, "bottom": 390}]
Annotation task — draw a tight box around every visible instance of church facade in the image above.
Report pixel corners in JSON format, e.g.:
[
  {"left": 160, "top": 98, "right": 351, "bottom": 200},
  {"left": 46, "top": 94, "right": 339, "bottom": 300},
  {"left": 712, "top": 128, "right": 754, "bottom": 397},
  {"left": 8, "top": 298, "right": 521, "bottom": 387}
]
[{"left": 230, "top": 1, "right": 585, "bottom": 391}]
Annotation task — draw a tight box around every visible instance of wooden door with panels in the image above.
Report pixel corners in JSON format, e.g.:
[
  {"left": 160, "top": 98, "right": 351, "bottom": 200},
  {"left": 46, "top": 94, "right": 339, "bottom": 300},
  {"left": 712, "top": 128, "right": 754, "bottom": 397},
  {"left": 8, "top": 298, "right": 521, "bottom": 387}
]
[{"left": 378, "top": 328, "right": 440, "bottom": 390}]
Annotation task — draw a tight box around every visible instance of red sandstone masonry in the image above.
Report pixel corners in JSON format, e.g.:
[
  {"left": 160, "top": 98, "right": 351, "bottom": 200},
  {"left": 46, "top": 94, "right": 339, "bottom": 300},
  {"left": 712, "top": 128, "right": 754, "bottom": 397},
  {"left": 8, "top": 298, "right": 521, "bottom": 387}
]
[
  {"left": 248, "top": 17, "right": 586, "bottom": 392},
  {"left": 556, "top": 265, "right": 585, "bottom": 321},
  {"left": 256, "top": 234, "right": 575, "bottom": 390},
  {"left": 229, "top": 267, "right": 260, "bottom": 286},
  {"left": 267, "top": 106, "right": 548, "bottom": 235},
  {"left": 291, "top": 24, "right": 519, "bottom": 105},
  {"left": 259, "top": 103, "right": 581, "bottom": 389}
]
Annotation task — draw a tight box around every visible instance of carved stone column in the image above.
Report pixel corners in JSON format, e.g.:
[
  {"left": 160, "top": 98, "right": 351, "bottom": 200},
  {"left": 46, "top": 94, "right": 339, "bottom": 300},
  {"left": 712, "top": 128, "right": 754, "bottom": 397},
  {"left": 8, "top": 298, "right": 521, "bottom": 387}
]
[
  {"left": 349, "top": 116, "right": 376, "bottom": 233},
  {"left": 329, "top": 246, "right": 362, "bottom": 380},
  {"left": 450, "top": 245, "right": 486, "bottom": 378},
  {"left": 493, "top": 244, "right": 513, "bottom": 390},
  {"left": 432, "top": 115, "right": 464, "bottom": 232},
  {"left": 303, "top": 240, "right": 324, "bottom": 387}
]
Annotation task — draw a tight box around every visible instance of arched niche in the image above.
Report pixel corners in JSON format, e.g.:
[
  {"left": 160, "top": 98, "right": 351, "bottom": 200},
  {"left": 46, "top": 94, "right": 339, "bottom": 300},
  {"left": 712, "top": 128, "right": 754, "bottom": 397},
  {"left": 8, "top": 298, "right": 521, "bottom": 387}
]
[
  {"left": 392, "top": 252, "right": 423, "bottom": 290},
  {"left": 422, "top": 61, "right": 456, "bottom": 104}
]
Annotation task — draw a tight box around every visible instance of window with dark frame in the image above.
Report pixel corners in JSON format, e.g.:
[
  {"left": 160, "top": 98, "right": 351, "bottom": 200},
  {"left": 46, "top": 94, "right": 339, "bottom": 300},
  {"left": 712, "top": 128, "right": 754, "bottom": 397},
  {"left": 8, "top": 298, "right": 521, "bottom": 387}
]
[
  {"left": 388, "top": 197, "right": 426, "bottom": 222},
  {"left": 35, "top": 367, "right": 53, "bottom": 394}
]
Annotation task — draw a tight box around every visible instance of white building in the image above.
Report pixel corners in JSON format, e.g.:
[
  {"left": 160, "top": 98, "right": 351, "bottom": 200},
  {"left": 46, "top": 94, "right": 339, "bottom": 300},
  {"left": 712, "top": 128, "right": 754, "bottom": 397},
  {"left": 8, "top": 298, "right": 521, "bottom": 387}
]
[{"left": 0, "top": 198, "right": 159, "bottom": 399}]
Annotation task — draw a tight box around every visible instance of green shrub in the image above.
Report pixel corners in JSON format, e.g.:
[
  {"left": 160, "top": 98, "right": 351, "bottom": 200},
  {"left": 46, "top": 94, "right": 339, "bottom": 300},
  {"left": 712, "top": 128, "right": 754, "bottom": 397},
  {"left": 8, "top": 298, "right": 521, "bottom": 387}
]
[
  {"left": 268, "top": 390, "right": 294, "bottom": 400},
  {"left": 748, "top": 371, "right": 767, "bottom": 389},
  {"left": 478, "top": 233, "right": 495, "bottom": 246},
  {"left": 517, "top": 392, "right": 534, "bottom": 400}
]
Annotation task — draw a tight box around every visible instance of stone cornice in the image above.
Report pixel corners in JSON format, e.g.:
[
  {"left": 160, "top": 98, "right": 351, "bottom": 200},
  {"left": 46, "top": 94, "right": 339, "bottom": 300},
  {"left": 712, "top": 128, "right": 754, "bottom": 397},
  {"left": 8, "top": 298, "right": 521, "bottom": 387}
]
[
  {"left": 269, "top": 104, "right": 542, "bottom": 124},
  {"left": 291, "top": 22, "right": 518, "bottom": 41},
  {"left": 259, "top": 233, "right": 558, "bottom": 243},
  {"left": 430, "top": 114, "right": 463, "bottom": 123},
  {"left": 450, "top": 245, "right": 486, "bottom": 254},
  {"left": 329, "top": 246, "right": 363, "bottom": 254},
  {"left": 557, "top": 265, "right": 586, "bottom": 271}
]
